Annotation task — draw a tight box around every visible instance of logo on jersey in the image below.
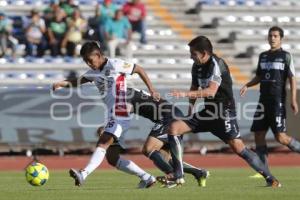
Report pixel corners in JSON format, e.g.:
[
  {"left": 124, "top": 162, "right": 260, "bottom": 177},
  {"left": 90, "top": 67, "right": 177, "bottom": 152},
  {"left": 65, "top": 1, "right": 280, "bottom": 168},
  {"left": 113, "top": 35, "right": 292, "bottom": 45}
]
[
  {"left": 265, "top": 73, "right": 271, "bottom": 79},
  {"left": 265, "top": 62, "right": 273, "bottom": 71},
  {"left": 123, "top": 62, "right": 132, "bottom": 69},
  {"left": 152, "top": 123, "right": 163, "bottom": 131},
  {"left": 261, "top": 62, "right": 285, "bottom": 71}
]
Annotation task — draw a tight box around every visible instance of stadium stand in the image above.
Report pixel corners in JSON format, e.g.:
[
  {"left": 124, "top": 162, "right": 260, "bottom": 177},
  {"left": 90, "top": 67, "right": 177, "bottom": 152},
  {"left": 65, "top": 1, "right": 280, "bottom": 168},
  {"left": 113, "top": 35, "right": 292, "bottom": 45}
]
[
  {"left": 183, "top": 0, "right": 300, "bottom": 85},
  {"left": 1, "top": 0, "right": 299, "bottom": 86}
]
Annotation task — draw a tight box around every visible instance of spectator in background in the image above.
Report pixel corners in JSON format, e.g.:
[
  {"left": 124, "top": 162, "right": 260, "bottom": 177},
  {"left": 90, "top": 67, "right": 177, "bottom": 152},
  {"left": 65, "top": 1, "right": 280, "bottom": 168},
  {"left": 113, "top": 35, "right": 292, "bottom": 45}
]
[
  {"left": 123, "top": 0, "right": 147, "bottom": 44},
  {"left": 48, "top": 9, "right": 67, "bottom": 56},
  {"left": 43, "top": 0, "right": 62, "bottom": 27},
  {"left": 60, "top": 0, "right": 79, "bottom": 17},
  {"left": 105, "top": 9, "right": 133, "bottom": 58},
  {"left": 24, "top": 9, "right": 47, "bottom": 57},
  {"left": 85, "top": 0, "right": 117, "bottom": 51},
  {"left": 0, "top": 11, "right": 16, "bottom": 58},
  {"left": 62, "top": 8, "right": 87, "bottom": 57},
  {"left": 100, "top": 0, "right": 118, "bottom": 21},
  {"left": 86, "top": 4, "right": 108, "bottom": 49},
  {"left": 0, "top": 11, "right": 18, "bottom": 58}
]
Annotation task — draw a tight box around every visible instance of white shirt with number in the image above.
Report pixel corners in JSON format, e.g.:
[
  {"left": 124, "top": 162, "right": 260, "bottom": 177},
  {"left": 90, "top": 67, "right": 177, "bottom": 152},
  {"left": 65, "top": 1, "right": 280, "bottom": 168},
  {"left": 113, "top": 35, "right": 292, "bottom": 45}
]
[{"left": 83, "top": 58, "right": 135, "bottom": 139}]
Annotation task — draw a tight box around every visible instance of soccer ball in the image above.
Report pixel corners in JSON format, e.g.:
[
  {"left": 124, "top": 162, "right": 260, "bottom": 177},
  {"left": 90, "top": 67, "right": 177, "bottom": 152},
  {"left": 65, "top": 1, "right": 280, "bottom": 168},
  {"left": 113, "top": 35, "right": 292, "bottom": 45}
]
[{"left": 25, "top": 162, "right": 49, "bottom": 186}]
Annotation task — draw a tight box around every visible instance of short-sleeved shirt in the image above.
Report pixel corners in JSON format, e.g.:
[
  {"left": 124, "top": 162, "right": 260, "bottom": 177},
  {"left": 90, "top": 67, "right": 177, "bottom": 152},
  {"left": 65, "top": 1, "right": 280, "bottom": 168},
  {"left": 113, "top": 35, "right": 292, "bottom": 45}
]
[
  {"left": 49, "top": 21, "right": 67, "bottom": 37},
  {"left": 104, "top": 17, "right": 131, "bottom": 39},
  {"left": 0, "top": 18, "right": 12, "bottom": 34},
  {"left": 191, "top": 54, "right": 235, "bottom": 109},
  {"left": 25, "top": 18, "right": 46, "bottom": 40},
  {"left": 256, "top": 48, "right": 295, "bottom": 101},
  {"left": 123, "top": 2, "right": 146, "bottom": 22},
  {"left": 100, "top": 4, "right": 118, "bottom": 21},
  {"left": 83, "top": 58, "right": 135, "bottom": 119}
]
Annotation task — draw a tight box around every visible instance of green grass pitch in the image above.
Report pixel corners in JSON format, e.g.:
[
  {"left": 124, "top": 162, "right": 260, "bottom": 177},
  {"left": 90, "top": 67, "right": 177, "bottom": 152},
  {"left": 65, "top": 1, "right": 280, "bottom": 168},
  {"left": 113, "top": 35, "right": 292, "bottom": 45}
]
[{"left": 0, "top": 167, "right": 299, "bottom": 200}]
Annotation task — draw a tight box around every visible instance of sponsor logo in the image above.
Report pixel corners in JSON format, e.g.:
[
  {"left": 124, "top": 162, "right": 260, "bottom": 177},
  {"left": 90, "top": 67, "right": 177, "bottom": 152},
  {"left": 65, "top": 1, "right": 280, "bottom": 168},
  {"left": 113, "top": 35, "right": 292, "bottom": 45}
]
[
  {"left": 123, "top": 62, "right": 132, "bottom": 69},
  {"left": 0, "top": 89, "right": 95, "bottom": 118}
]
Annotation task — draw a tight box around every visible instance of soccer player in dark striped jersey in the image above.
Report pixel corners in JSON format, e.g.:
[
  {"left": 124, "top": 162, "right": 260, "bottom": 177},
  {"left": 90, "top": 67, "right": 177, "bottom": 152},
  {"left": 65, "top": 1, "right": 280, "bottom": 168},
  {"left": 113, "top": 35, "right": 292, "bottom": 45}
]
[
  {"left": 164, "top": 35, "right": 281, "bottom": 188},
  {"left": 240, "top": 26, "right": 299, "bottom": 178}
]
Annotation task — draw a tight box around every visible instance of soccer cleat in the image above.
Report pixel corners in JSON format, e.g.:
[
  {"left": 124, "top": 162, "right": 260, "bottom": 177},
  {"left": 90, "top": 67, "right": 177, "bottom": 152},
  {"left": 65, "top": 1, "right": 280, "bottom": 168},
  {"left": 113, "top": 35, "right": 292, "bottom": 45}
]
[
  {"left": 195, "top": 170, "right": 210, "bottom": 187},
  {"left": 157, "top": 175, "right": 185, "bottom": 188},
  {"left": 137, "top": 175, "right": 156, "bottom": 189},
  {"left": 69, "top": 168, "right": 84, "bottom": 186},
  {"left": 249, "top": 173, "right": 264, "bottom": 179},
  {"left": 156, "top": 175, "right": 168, "bottom": 184},
  {"left": 266, "top": 178, "right": 282, "bottom": 188},
  {"left": 164, "top": 178, "right": 185, "bottom": 188}
]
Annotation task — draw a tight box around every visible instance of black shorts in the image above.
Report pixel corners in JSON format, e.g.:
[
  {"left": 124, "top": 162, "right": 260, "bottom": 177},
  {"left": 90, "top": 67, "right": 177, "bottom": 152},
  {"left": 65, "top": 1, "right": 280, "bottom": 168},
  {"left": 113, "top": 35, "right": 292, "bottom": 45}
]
[
  {"left": 251, "top": 99, "right": 286, "bottom": 134},
  {"left": 183, "top": 108, "right": 240, "bottom": 143},
  {"left": 148, "top": 121, "right": 170, "bottom": 143},
  {"left": 148, "top": 107, "right": 185, "bottom": 143}
]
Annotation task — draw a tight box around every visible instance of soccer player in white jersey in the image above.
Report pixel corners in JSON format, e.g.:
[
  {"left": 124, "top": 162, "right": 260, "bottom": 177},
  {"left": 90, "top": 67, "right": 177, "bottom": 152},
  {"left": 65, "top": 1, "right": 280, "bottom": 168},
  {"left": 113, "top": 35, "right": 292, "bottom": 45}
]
[{"left": 52, "top": 41, "right": 160, "bottom": 188}]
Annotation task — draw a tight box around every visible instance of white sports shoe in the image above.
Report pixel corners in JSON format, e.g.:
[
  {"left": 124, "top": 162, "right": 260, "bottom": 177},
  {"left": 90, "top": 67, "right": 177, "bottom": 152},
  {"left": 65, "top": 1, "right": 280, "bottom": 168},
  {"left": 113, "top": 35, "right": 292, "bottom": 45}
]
[
  {"left": 137, "top": 175, "right": 156, "bottom": 189},
  {"left": 69, "top": 168, "right": 84, "bottom": 186}
]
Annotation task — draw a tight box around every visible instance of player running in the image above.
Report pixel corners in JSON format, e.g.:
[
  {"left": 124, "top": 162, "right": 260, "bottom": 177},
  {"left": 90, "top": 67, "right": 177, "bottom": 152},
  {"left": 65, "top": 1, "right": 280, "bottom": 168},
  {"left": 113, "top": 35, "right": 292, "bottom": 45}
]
[
  {"left": 164, "top": 35, "right": 281, "bottom": 188},
  {"left": 52, "top": 41, "right": 159, "bottom": 188},
  {"left": 240, "top": 26, "right": 300, "bottom": 178}
]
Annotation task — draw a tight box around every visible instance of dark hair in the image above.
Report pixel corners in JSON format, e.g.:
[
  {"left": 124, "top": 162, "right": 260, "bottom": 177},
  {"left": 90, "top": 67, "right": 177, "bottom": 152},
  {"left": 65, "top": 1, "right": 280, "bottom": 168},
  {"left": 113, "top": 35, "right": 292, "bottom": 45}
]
[
  {"left": 80, "top": 41, "right": 103, "bottom": 60},
  {"left": 188, "top": 35, "right": 213, "bottom": 55},
  {"left": 268, "top": 26, "right": 284, "bottom": 38}
]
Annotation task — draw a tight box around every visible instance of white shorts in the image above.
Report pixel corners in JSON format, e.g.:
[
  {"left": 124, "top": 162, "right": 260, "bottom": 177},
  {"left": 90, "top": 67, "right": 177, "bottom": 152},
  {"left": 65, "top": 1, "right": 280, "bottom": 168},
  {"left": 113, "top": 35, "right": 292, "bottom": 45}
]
[{"left": 104, "top": 118, "right": 131, "bottom": 141}]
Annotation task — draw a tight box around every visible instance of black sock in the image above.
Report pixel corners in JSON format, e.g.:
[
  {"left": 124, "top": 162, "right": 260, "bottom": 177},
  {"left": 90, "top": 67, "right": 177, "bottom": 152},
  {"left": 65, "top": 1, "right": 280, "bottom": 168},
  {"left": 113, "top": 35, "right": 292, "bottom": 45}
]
[
  {"left": 183, "top": 162, "right": 204, "bottom": 178},
  {"left": 168, "top": 134, "right": 184, "bottom": 179},
  {"left": 239, "top": 148, "right": 274, "bottom": 181},
  {"left": 149, "top": 150, "right": 173, "bottom": 174},
  {"left": 256, "top": 145, "right": 270, "bottom": 172},
  {"left": 287, "top": 138, "right": 300, "bottom": 153},
  {"left": 169, "top": 160, "right": 204, "bottom": 178}
]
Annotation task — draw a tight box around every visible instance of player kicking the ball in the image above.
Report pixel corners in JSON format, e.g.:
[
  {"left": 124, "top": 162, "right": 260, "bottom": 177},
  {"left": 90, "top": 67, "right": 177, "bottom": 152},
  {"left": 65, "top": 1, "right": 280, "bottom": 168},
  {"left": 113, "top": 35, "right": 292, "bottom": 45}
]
[{"left": 52, "top": 41, "right": 159, "bottom": 188}]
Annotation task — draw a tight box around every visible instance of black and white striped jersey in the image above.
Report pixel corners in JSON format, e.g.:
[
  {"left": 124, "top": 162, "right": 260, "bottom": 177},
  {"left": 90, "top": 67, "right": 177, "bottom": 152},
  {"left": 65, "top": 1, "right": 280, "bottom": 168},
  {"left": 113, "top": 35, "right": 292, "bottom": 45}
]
[
  {"left": 256, "top": 48, "right": 295, "bottom": 101},
  {"left": 126, "top": 88, "right": 184, "bottom": 123},
  {"left": 191, "top": 54, "right": 235, "bottom": 109}
]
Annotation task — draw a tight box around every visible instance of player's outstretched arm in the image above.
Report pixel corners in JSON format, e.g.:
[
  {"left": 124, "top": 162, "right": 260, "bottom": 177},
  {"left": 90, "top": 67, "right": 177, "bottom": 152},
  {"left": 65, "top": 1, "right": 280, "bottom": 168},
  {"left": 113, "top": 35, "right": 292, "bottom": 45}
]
[
  {"left": 240, "top": 75, "right": 261, "bottom": 97},
  {"left": 171, "top": 81, "right": 219, "bottom": 99},
  {"left": 52, "top": 76, "right": 91, "bottom": 91},
  {"left": 289, "top": 76, "right": 298, "bottom": 115},
  {"left": 133, "top": 64, "right": 160, "bottom": 101}
]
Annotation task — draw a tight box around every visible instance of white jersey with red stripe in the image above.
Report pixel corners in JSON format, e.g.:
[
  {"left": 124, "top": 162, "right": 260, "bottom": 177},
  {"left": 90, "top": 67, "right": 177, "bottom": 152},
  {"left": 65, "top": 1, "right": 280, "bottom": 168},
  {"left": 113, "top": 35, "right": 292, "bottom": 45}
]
[{"left": 82, "top": 58, "right": 135, "bottom": 138}]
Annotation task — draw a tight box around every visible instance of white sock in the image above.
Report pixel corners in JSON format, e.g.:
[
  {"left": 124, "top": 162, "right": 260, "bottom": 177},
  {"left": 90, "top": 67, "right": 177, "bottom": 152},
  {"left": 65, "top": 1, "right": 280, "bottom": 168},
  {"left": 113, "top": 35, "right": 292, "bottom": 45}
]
[
  {"left": 81, "top": 147, "right": 106, "bottom": 180},
  {"left": 116, "top": 157, "right": 151, "bottom": 180}
]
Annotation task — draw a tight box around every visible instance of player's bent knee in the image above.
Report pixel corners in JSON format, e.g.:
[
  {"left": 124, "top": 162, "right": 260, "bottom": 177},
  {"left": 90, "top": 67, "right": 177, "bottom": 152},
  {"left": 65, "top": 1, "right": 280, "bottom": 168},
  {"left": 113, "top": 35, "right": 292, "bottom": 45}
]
[
  {"left": 96, "top": 133, "right": 114, "bottom": 148},
  {"left": 142, "top": 145, "right": 153, "bottom": 157},
  {"left": 275, "top": 133, "right": 290, "bottom": 145},
  {"left": 228, "top": 139, "right": 245, "bottom": 154},
  {"left": 169, "top": 123, "right": 180, "bottom": 135},
  {"left": 106, "top": 156, "right": 118, "bottom": 166}
]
